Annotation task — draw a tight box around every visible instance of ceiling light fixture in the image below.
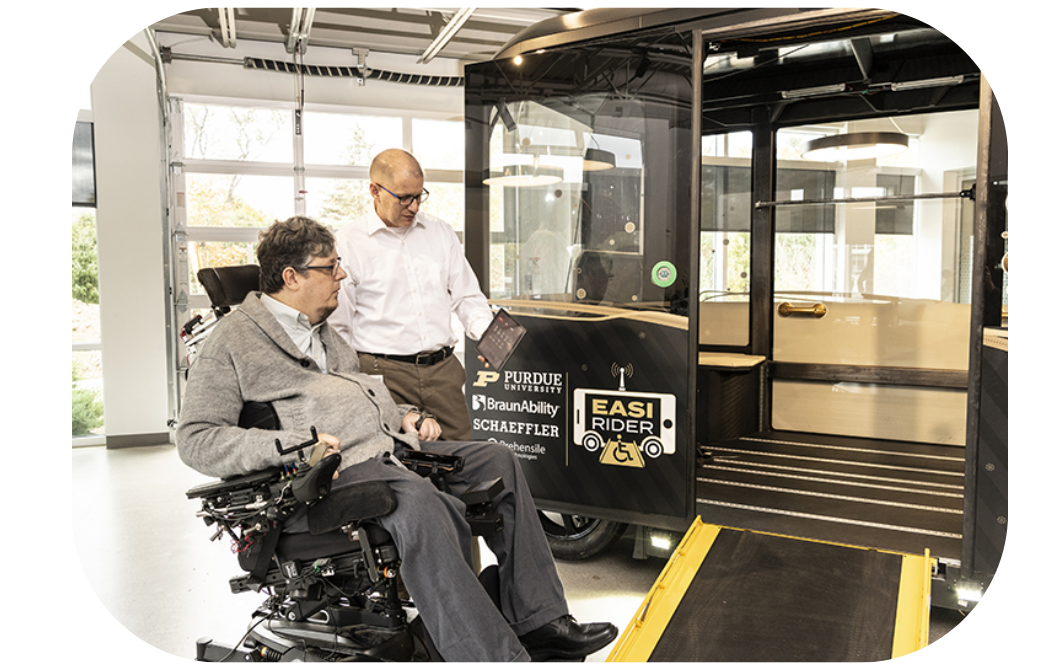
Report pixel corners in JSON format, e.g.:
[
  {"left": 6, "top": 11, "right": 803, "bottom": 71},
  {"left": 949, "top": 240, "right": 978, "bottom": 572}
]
[
  {"left": 801, "top": 131, "right": 909, "bottom": 162},
  {"left": 581, "top": 148, "right": 616, "bottom": 171},
  {"left": 483, "top": 164, "right": 564, "bottom": 187}
]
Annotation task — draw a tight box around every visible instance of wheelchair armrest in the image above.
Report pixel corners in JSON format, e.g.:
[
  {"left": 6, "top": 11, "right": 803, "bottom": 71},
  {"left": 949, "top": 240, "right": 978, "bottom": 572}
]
[
  {"left": 461, "top": 478, "right": 504, "bottom": 506},
  {"left": 186, "top": 465, "right": 283, "bottom": 500}
]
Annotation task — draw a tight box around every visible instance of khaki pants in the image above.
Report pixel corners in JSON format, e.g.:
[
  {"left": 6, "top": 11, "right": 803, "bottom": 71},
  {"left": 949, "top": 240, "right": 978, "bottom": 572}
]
[{"left": 358, "top": 352, "right": 472, "bottom": 441}]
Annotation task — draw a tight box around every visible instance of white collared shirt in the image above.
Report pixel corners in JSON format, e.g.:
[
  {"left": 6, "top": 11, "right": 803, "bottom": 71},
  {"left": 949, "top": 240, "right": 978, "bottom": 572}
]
[
  {"left": 328, "top": 208, "right": 493, "bottom": 355},
  {"left": 259, "top": 293, "right": 328, "bottom": 373}
]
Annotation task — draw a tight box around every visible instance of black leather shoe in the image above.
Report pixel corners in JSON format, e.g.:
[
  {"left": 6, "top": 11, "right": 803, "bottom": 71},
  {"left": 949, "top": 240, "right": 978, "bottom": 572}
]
[{"left": 519, "top": 615, "right": 618, "bottom": 661}]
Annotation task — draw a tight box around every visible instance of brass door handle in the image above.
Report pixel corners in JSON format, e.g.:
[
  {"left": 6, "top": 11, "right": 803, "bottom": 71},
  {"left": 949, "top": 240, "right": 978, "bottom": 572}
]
[{"left": 777, "top": 302, "right": 828, "bottom": 318}]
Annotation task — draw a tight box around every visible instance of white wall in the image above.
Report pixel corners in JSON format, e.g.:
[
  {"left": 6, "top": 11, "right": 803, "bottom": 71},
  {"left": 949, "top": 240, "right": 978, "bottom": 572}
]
[{"left": 91, "top": 32, "right": 172, "bottom": 446}]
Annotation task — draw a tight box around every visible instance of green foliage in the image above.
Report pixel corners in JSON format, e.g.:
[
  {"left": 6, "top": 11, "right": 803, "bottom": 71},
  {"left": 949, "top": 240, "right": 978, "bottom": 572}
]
[
  {"left": 72, "top": 364, "right": 104, "bottom": 436},
  {"left": 317, "top": 180, "right": 371, "bottom": 228},
  {"left": 774, "top": 233, "right": 819, "bottom": 292},
  {"left": 316, "top": 126, "right": 374, "bottom": 228},
  {"left": 72, "top": 211, "right": 99, "bottom": 304}
]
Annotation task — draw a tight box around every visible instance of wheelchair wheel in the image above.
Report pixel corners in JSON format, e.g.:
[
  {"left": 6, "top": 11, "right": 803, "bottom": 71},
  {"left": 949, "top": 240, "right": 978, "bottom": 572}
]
[{"left": 538, "top": 511, "right": 627, "bottom": 560}]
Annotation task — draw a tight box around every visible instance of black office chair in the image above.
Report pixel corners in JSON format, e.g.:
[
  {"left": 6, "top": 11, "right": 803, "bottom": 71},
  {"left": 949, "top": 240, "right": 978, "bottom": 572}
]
[{"left": 183, "top": 265, "right": 504, "bottom": 661}]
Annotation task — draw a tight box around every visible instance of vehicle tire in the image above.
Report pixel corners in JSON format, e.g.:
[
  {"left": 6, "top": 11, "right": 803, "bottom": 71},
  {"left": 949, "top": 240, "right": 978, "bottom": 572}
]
[{"left": 538, "top": 511, "right": 628, "bottom": 560}]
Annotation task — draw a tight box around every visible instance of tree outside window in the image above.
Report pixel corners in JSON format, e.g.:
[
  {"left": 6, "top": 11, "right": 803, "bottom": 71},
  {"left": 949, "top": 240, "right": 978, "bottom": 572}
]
[{"left": 72, "top": 208, "right": 104, "bottom": 436}]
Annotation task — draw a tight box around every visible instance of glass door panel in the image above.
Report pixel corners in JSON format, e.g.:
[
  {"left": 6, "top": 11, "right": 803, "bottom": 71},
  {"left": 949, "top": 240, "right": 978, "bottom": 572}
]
[
  {"left": 771, "top": 110, "right": 978, "bottom": 445},
  {"left": 698, "top": 134, "right": 751, "bottom": 348}
]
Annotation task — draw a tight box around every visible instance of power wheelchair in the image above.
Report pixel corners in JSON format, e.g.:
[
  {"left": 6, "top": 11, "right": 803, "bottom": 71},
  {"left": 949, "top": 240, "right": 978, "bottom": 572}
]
[{"left": 182, "top": 265, "right": 506, "bottom": 662}]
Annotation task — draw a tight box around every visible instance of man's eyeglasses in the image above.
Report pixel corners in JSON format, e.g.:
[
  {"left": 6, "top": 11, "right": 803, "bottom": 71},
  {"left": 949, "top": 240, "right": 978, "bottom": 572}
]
[
  {"left": 375, "top": 183, "right": 429, "bottom": 207},
  {"left": 298, "top": 257, "right": 342, "bottom": 277}
]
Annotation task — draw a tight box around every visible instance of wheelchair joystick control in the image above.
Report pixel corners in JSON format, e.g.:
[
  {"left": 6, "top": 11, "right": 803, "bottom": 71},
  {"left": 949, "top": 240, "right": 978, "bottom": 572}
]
[{"left": 292, "top": 452, "right": 341, "bottom": 504}]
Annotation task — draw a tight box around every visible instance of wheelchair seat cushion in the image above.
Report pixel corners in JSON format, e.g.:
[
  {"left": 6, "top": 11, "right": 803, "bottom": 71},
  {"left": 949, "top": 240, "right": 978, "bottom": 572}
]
[
  {"left": 277, "top": 523, "right": 394, "bottom": 561},
  {"left": 307, "top": 481, "right": 398, "bottom": 535}
]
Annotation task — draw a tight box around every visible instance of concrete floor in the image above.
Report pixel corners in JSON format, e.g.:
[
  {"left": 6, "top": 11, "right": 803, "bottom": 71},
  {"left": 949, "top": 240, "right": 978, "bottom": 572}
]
[{"left": 72, "top": 443, "right": 967, "bottom": 662}]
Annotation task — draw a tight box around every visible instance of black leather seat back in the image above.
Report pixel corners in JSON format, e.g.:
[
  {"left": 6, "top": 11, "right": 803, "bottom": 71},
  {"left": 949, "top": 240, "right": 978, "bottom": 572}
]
[{"left": 197, "top": 264, "right": 261, "bottom": 308}]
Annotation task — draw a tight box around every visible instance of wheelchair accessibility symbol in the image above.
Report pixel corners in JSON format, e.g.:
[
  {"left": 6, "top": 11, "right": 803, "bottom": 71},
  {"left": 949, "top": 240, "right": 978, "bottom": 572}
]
[{"left": 598, "top": 436, "right": 646, "bottom": 468}]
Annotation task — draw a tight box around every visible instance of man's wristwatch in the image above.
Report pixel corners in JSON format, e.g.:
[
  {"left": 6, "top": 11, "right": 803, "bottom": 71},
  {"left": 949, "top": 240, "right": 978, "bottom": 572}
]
[{"left": 414, "top": 411, "right": 435, "bottom": 431}]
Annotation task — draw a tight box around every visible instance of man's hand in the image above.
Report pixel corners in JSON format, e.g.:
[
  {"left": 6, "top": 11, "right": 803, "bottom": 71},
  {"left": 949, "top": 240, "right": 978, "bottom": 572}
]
[
  {"left": 317, "top": 432, "right": 341, "bottom": 479},
  {"left": 403, "top": 412, "right": 441, "bottom": 441}
]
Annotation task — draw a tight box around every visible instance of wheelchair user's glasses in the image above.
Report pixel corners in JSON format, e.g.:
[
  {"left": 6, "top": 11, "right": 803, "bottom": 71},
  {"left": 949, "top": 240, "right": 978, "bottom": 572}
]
[
  {"left": 375, "top": 183, "right": 429, "bottom": 207},
  {"left": 298, "top": 256, "right": 342, "bottom": 277}
]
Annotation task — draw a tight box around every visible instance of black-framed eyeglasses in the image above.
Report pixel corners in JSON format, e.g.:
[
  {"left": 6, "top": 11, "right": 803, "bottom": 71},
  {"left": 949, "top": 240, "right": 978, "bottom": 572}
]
[
  {"left": 297, "top": 256, "right": 342, "bottom": 277},
  {"left": 375, "top": 183, "right": 429, "bottom": 207}
]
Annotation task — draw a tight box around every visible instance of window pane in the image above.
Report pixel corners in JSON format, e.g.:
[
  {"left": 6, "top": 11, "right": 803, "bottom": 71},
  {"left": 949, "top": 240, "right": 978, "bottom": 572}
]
[
  {"left": 304, "top": 112, "right": 399, "bottom": 166},
  {"left": 774, "top": 109, "right": 977, "bottom": 301},
  {"left": 307, "top": 178, "right": 372, "bottom": 230},
  {"left": 186, "top": 173, "right": 294, "bottom": 227},
  {"left": 424, "top": 182, "right": 465, "bottom": 234},
  {"left": 183, "top": 103, "right": 291, "bottom": 162},
  {"left": 73, "top": 121, "right": 96, "bottom": 206},
  {"left": 485, "top": 78, "right": 689, "bottom": 310},
  {"left": 188, "top": 241, "right": 257, "bottom": 296},
  {"left": 699, "top": 133, "right": 751, "bottom": 347},
  {"left": 413, "top": 119, "right": 464, "bottom": 170},
  {"left": 72, "top": 208, "right": 100, "bottom": 307},
  {"left": 73, "top": 351, "right": 105, "bottom": 436},
  {"left": 73, "top": 204, "right": 104, "bottom": 438}
]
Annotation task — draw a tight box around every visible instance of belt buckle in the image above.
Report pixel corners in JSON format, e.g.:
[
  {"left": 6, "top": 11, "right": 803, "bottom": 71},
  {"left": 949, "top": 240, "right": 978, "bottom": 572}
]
[{"left": 415, "top": 352, "right": 430, "bottom": 366}]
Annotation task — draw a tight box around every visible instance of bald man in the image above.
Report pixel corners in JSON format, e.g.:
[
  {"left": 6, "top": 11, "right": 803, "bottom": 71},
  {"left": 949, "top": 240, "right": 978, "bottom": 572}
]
[{"left": 328, "top": 149, "right": 492, "bottom": 441}]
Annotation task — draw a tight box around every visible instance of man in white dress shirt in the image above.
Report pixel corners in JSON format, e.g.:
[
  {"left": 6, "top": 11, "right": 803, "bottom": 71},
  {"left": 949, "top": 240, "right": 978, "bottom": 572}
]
[{"left": 328, "top": 149, "right": 492, "bottom": 440}]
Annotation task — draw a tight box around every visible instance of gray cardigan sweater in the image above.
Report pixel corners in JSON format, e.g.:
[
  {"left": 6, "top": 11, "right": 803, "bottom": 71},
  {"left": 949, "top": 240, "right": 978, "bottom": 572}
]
[{"left": 176, "top": 292, "right": 419, "bottom": 478}]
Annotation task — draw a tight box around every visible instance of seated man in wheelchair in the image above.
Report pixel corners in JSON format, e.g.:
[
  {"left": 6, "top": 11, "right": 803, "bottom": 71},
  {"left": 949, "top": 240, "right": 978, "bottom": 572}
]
[{"left": 177, "top": 216, "right": 617, "bottom": 662}]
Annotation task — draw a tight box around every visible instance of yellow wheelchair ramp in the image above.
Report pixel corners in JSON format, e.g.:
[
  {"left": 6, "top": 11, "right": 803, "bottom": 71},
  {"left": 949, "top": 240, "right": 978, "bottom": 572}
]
[{"left": 609, "top": 518, "right": 931, "bottom": 661}]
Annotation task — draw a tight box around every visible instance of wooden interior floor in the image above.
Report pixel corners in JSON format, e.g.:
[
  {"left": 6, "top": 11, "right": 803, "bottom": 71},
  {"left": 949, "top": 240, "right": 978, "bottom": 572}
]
[{"left": 696, "top": 430, "right": 965, "bottom": 560}]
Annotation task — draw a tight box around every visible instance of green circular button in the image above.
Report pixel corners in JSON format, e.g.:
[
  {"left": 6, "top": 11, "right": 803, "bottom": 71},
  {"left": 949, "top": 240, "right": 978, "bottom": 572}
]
[{"left": 651, "top": 261, "right": 677, "bottom": 288}]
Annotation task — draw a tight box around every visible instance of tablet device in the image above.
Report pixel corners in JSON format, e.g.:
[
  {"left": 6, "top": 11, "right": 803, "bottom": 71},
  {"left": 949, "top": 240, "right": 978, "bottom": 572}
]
[{"left": 476, "top": 308, "right": 527, "bottom": 372}]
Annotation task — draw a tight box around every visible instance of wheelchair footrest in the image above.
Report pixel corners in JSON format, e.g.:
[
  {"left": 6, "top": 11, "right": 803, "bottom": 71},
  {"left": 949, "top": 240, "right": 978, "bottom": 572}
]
[
  {"left": 230, "top": 568, "right": 285, "bottom": 594},
  {"left": 461, "top": 477, "right": 504, "bottom": 505},
  {"left": 467, "top": 512, "right": 504, "bottom": 538}
]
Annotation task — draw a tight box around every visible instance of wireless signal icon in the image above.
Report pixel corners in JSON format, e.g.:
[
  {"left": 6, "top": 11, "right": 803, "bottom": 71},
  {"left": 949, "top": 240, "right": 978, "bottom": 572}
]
[{"left": 611, "top": 363, "right": 634, "bottom": 391}]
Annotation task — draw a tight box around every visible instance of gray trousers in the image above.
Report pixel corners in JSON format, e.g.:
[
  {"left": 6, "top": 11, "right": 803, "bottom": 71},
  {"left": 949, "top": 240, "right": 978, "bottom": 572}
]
[{"left": 331, "top": 439, "right": 568, "bottom": 661}]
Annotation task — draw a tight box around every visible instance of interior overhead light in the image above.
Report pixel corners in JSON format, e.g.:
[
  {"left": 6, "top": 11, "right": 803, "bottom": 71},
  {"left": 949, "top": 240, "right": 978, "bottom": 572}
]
[
  {"left": 582, "top": 148, "right": 616, "bottom": 171},
  {"left": 891, "top": 75, "right": 965, "bottom": 92},
  {"left": 483, "top": 164, "right": 564, "bottom": 187},
  {"left": 781, "top": 83, "right": 846, "bottom": 100},
  {"left": 801, "top": 131, "right": 909, "bottom": 162}
]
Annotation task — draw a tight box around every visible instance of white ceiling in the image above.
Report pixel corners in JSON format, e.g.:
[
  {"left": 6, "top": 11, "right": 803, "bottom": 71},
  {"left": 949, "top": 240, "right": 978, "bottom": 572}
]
[{"left": 149, "top": 7, "right": 574, "bottom": 64}]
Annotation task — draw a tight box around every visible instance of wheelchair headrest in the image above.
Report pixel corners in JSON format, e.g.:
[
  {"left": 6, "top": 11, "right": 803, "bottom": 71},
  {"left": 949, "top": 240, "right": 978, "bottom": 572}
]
[{"left": 197, "top": 264, "right": 261, "bottom": 308}]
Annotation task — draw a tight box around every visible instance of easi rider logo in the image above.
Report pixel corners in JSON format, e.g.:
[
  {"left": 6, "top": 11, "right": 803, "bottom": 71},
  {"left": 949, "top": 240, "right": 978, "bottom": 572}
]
[{"left": 572, "top": 363, "right": 676, "bottom": 467}]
